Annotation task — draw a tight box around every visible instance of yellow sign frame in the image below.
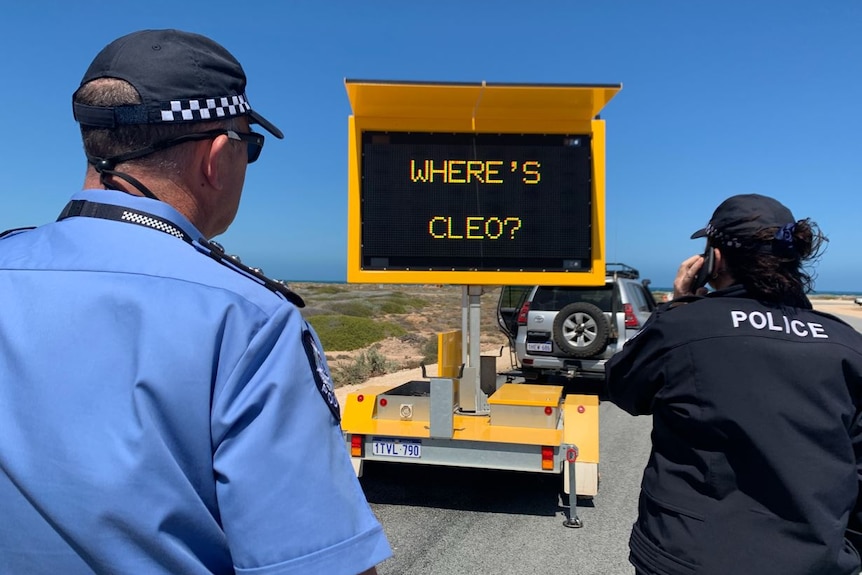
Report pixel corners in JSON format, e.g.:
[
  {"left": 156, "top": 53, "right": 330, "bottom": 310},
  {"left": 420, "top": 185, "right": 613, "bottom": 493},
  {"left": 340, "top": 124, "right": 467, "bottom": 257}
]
[{"left": 345, "top": 79, "right": 621, "bottom": 285}]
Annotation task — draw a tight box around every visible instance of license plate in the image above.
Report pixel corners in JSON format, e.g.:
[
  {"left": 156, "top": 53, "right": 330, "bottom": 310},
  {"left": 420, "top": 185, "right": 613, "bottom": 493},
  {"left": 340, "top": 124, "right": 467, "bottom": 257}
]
[
  {"left": 372, "top": 438, "right": 421, "bottom": 458},
  {"left": 527, "top": 342, "right": 553, "bottom": 353}
]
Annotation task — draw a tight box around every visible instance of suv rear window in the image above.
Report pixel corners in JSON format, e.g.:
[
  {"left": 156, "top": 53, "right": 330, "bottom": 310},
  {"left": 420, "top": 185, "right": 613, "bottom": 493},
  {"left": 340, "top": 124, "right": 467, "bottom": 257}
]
[
  {"left": 530, "top": 286, "right": 613, "bottom": 312},
  {"left": 626, "top": 284, "right": 655, "bottom": 313}
]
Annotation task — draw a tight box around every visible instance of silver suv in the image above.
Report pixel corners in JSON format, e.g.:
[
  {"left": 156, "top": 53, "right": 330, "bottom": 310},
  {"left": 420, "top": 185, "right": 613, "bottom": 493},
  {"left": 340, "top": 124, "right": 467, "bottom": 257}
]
[{"left": 497, "top": 264, "right": 656, "bottom": 381}]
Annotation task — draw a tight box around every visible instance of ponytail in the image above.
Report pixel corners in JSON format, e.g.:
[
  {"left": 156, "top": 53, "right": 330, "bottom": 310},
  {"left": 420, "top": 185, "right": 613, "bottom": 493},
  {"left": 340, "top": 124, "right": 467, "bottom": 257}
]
[{"left": 721, "top": 219, "right": 827, "bottom": 305}]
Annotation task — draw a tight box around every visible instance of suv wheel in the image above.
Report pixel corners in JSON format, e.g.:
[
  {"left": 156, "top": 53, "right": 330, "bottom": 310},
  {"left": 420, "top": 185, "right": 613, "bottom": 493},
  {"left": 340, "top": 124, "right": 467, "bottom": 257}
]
[{"left": 552, "top": 302, "right": 610, "bottom": 358}]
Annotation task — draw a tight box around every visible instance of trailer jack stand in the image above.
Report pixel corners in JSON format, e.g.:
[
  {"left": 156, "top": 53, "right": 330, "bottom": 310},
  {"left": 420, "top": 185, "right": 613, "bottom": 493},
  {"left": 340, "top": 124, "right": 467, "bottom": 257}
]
[{"left": 562, "top": 444, "right": 583, "bottom": 528}]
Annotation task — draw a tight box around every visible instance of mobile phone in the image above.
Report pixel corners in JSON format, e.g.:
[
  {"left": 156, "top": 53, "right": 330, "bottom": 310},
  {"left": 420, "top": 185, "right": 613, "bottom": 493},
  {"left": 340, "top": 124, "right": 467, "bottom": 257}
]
[{"left": 692, "top": 247, "right": 715, "bottom": 290}]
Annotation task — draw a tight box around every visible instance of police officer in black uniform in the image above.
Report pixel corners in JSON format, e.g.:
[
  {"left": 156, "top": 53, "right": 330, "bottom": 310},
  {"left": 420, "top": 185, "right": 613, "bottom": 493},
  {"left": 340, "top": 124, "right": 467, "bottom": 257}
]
[{"left": 606, "top": 194, "right": 862, "bottom": 575}]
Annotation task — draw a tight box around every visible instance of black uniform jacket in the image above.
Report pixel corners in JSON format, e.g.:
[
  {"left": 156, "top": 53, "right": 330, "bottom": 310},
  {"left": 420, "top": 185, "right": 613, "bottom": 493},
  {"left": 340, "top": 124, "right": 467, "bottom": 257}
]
[{"left": 606, "top": 285, "right": 862, "bottom": 575}]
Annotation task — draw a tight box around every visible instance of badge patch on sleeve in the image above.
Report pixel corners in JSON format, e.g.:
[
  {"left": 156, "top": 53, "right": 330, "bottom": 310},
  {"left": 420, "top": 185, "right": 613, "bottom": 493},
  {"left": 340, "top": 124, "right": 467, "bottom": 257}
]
[{"left": 302, "top": 329, "right": 341, "bottom": 421}]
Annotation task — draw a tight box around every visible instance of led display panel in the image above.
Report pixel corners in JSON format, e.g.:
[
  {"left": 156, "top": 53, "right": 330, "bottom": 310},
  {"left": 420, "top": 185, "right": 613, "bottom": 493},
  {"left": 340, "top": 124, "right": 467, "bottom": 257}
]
[{"left": 360, "top": 131, "right": 593, "bottom": 273}]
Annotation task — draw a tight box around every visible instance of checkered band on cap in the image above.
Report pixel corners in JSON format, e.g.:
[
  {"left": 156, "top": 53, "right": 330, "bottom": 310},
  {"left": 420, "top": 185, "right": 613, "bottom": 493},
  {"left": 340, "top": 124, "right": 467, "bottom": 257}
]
[
  {"left": 121, "top": 211, "right": 185, "bottom": 239},
  {"left": 160, "top": 94, "right": 250, "bottom": 123},
  {"left": 703, "top": 223, "right": 742, "bottom": 249}
]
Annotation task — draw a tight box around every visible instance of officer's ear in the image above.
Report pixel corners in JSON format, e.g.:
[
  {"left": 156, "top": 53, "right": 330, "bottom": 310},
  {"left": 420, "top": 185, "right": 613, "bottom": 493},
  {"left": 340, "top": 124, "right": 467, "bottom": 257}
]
[
  {"left": 710, "top": 248, "right": 736, "bottom": 288},
  {"left": 200, "top": 133, "right": 234, "bottom": 192},
  {"left": 713, "top": 248, "right": 725, "bottom": 275}
]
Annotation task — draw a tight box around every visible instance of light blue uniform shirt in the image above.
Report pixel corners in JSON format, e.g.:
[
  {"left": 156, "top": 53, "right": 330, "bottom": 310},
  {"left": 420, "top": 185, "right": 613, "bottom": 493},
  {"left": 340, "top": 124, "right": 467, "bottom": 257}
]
[{"left": 0, "top": 190, "right": 390, "bottom": 574}]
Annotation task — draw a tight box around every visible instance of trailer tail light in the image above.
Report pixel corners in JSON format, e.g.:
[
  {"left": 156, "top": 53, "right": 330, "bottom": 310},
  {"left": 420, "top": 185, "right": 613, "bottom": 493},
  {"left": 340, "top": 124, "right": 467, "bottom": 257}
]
[
  {"left": 541, "top": 446, "right": 555, "bottom": 470},
  {"left": 516, "top": 302, "right": 531, "bottom": 325},
  {"left": 624, "top": 303, "right": 639, "bottom": 328},
  {"left": 350, "top": 434, "right": 363, "bottom": 457}
]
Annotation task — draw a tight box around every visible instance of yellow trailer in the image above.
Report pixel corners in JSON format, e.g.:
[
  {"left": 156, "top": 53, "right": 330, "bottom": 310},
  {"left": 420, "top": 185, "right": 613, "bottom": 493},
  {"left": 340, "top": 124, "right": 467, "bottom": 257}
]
[
  {"left": 340, "top": 80, "right": 621, "bottom": 523},
  {"left": 342, "top": 328, "right": 600, "bottom": 497}
]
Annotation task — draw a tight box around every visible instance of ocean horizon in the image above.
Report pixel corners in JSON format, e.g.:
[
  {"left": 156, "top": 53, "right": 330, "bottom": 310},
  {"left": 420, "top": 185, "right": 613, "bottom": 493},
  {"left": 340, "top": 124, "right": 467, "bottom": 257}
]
[{"left": 281, "top": 279, "right": 862, "bottom": 298}]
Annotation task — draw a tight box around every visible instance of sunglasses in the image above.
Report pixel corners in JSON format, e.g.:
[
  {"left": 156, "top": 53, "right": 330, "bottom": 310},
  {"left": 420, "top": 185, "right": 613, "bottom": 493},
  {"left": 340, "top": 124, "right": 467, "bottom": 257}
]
[
  {"left": 160, "top": 129, "right": 265, "bottom": 164},
  {"left": 224, "top": 130, "right": 265, "bottom": 164}
]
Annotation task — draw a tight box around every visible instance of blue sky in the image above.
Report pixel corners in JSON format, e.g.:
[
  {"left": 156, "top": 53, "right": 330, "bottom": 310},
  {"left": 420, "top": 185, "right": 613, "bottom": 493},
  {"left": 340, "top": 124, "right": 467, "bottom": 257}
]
[{"left": 1, "top": 1, "right": 859, "bottom": 292}]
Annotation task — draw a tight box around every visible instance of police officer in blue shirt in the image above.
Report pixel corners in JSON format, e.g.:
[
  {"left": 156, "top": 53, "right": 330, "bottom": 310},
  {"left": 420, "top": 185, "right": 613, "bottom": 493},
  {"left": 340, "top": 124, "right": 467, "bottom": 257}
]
[
  {"left": 0, "top": 29, "right": 390, "bottom": 575},
  {"left": 606, "top": 194, "right": 862, "bottom": 575}
]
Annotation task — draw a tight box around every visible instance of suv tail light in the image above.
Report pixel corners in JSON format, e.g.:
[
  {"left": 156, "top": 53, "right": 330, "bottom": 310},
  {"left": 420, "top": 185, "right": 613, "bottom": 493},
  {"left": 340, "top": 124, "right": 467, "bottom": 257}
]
[
  {"left": 516, "top": 302, "right": 531, "bottom": 325},
  {"left": 623, "top": 303, "right": 639, "bottom": 328}
]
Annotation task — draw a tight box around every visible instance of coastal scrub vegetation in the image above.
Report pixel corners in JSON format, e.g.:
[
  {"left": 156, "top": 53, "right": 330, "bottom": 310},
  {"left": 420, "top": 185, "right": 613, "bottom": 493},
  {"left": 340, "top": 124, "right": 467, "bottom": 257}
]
[
  {"left": 329, "top": 346, "right": 396, "bottom": 384},
  {"left": 296, "top": 283, "right": 506, "bottom": 387},
  {"left": 306, "top": 314, "right": 406, "bottom": 351}
]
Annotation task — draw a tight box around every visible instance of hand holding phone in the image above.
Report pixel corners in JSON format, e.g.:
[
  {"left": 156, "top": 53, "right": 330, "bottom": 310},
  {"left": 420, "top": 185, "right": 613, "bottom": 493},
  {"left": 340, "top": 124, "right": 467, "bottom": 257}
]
[{"left": 691, "top": 247, "right": 715, "bottom": 291}]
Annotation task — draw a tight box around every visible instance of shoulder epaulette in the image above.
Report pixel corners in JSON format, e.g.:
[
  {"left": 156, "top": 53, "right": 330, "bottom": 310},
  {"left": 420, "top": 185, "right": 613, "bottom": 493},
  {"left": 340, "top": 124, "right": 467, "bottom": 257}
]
[
  {"left": 198, "top": 239, "right": 306, "bottom": 308},
  {"left": 0, "top": 227, "right": 36, "bottom": 239},
  {"left": 54, "top": 199, "right": 307, "bottom": 308}
]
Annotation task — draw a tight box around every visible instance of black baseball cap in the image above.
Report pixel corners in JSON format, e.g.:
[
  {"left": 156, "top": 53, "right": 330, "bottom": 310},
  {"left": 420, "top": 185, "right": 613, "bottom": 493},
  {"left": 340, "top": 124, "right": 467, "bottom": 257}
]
[
  {"left": 72, "top": 29, "right": 283, "bottom": 139},
  {"left": 691, "top": 194, "right": 795, "bottom": 248}
]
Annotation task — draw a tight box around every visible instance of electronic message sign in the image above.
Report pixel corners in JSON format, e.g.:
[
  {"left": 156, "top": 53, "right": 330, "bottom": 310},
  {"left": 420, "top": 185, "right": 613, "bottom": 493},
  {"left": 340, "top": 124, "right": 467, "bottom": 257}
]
[
  {"left": 345, "top": 80, "right": 621, "bottom": 285},
  {"left": 361, "top": 131, "right": 592, "bottom": 272}
]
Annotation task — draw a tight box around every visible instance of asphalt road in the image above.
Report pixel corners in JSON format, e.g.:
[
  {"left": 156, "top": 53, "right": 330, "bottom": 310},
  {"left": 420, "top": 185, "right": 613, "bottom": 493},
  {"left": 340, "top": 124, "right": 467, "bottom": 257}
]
[{"left": 362, "top": 395, "right": 652, "bottom": 575}]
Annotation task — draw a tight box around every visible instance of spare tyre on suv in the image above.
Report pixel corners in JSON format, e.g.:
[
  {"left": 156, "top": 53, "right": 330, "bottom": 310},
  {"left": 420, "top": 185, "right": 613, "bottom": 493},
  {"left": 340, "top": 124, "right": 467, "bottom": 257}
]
[{"left": 496, "top": 263, "right": 656, "bottom": 381}]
